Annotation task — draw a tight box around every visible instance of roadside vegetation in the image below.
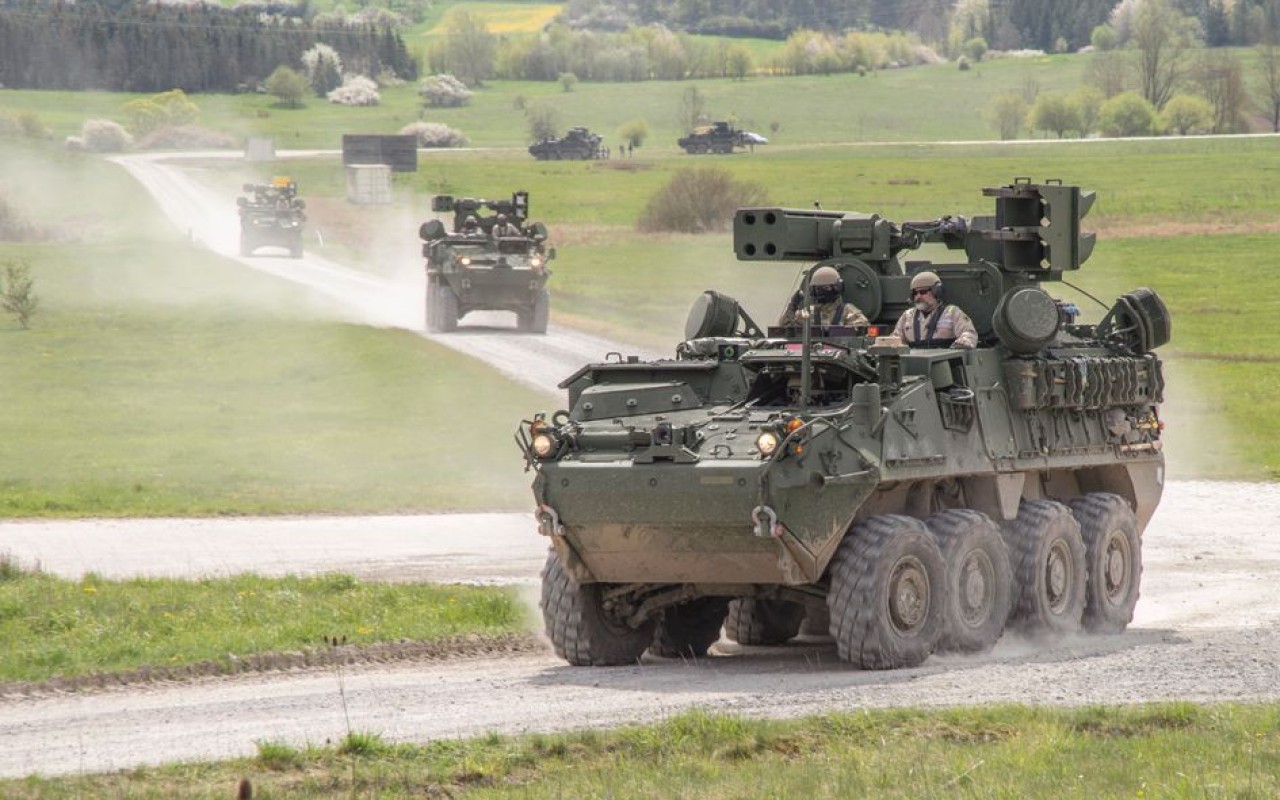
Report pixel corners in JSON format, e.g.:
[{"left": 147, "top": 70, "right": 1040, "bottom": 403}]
[
  {"left": 0, "top": 558, "right": 527, "bottom": 685},
  {"left": 4, "top": 705, "right": 1277, "bottom": 798}
]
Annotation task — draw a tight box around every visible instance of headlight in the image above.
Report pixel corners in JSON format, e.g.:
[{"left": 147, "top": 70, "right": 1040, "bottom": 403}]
[
  {"left": 755, "top": 431, "right": 779, "bottom": 457},
  {"left": 532, "top": 433, "right": 558, "bottom": 458},
  {"left": 459, "top": 256, "right": 472, "bottom": 266}
]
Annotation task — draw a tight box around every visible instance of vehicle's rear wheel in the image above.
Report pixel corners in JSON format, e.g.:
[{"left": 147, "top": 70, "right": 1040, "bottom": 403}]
[
  {"left": 926, "top": 509, "right": 1013, "bottom": 653},
  {"left": 724, "top": 598, "right": 804, "bottom": 645},
  {"left": 649, "top": 597, "right": 728, "bottom": 658},
  {"left": 1004, "top": 500, "right": 1086, "bottom": 637},
  {"left": 1070, "top": 493, "right": 1142, "bottom": 633},
  {"left": 827, "top": 515, "right": 946, "bottom": 669},
  {"left": 540, "top": 550, "right": 654, "bottom": 666}
]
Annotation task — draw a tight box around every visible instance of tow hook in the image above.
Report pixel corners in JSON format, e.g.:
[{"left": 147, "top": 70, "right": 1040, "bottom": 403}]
[
  {"left": 751, "top": 505, "right": 780, "bottom": 538},
  {"left": 536, "top": 504, "right": 565, "bottom": 537}
]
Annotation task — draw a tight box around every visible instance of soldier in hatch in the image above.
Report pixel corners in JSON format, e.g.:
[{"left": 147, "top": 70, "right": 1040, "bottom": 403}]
[
  {"left": 893, "top": 270, "right": 978, "bottom": 349},
  {"left": 778, "top": 265, "right": 869, "bottom": 329}
]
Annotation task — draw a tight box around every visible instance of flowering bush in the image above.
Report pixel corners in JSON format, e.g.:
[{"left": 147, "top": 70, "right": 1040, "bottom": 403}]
[
  {"left": 399, "top": 121, "right": 469, "bottom": 148},
  {"left": 328, "top": 75, "right": 380, "bottom": 106}
]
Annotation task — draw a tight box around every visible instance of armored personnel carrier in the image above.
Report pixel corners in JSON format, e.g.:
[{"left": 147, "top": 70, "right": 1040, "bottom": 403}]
[
  {"left": 518, "top": 178, "right": 1169, "bottom": 669},
  {"left": 237, "top": 177, "right": 306, "bottom": 258},
  {"left": 420, "top": 191, "right": 554, "bottom": 333},
  {"left": 678, "top": 121, "right": 767, "bottom": 154},
  {"left": 529, "top": 127, "right": 606, "bottom": 161}
]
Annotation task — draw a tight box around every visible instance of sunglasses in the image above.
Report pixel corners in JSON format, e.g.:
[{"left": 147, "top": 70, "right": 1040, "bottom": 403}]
[{"left": 911, "top": 288, "right": 933, "bottom": 296}]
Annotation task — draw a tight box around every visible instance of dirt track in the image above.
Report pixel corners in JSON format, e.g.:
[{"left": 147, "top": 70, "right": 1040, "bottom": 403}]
[
  {"left": 1, "top": 480, "right": 1278, "bottom": 778},
  {"left": 0, "top": 156, "right": 1276, "bottom": 779}
]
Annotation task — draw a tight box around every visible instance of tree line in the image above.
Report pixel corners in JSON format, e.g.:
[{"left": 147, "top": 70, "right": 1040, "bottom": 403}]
[
  {"left": 563, "top": 0, "right": 1280, "bottom": 53},
  {"left": 0, "top": 1, "right": 416, "bottom": 93}
]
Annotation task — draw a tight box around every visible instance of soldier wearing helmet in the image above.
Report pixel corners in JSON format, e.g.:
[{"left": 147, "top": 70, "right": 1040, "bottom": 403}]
[
  {"left": 461, "top": 215, "right": 483, "bottom": 237},
  {"left": 779, "top": 265, "right": 869, "bottom": 330},
  {"left": 493, "top": 213, "right": 522, "bottom": 238},
  {"left": 893, "top": 270, "right": 978, "bottom": 349}
]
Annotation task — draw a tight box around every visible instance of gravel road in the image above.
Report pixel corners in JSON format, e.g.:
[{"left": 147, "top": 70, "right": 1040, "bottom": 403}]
[{"left": 0, "top": 155, "right": 1275, "bottom": 780}]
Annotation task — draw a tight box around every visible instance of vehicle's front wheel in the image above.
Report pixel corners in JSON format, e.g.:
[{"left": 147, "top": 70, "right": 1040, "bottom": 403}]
[
  {"left": 540, "top": 550, "right": 654, "bottom": 666},
  {"left": 649, "top": 597, "right": 728, "bottom": 658},
  {"left": 827, "top": 515, "right": 946, "bottom": 669},
  {"left": 437, "top": 286, "right": 459, "bottom": 332},
  {"left": 1070, "top": 493, "right": 1142, "bottom": 633},
  {"left": 1004, "top": 500, "right": 1086, "bottom": 637}
]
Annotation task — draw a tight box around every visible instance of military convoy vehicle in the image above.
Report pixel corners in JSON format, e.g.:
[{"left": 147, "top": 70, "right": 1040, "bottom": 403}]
[
  {"left": 529, "top": 127, "right": 607, "bottom": 161},
  {"left": 518, "top": 178, "right": 1170, "bottom": 669},
  {"left": 677, "top": 121, "right": 767, "bottom": 154},
  {"left": 420, "top": 191, "right": 554, "bottom": 333},
  {"left": 237, "top": 177, "right": 306, "bottom": 258}
]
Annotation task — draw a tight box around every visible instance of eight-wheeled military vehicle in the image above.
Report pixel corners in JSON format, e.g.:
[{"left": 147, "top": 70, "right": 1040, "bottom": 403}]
[
  {"left": 677, "top": 121, "right": 767, "bottom": 154},
  {"left": 420, "top": 191, "right": 555, "bottom": 333},
  {"left": 529, "top": 127, "right": 607, "bottom": 161},
  {"left": 237, "top": 177, "right": 306, "bottom": 258},
  {"left": 519, "top": 178, "right": 1170, "bottom": 669}
]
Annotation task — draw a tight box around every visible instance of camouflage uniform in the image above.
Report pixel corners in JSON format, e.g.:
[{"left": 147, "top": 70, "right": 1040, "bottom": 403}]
[
  {"left": 779, "top": 299, "right": 869, "bottom": 329},
  {"left": 893, "top": 304, "right": 978, "bottom": 349}
]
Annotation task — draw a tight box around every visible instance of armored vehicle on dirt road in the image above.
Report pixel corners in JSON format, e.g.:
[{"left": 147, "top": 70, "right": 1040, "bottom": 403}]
[
  {"left": 237, "top": 177, "right": 306, "bottom": 258},
  {"left": 420, "top": 191, "right": 554, "bottom": 333},
  {"left": 519, "top": 178, "right": 1169, "bottom": 669},
  {"left": 529, "top": 127, "right": 607, "bottom": 161},
  {"left": 678, "top": 121, "right": 767, "bottom": 154}
]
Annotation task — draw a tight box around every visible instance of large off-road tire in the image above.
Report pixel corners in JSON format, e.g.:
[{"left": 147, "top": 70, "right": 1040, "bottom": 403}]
[
  {"left": 798, "top": 606, "right": 831, "bottom": 638},
  {"left": 926, "top": 509, "right": 1013, "bottom": 653},
  {"left": 527, "top": 289, "right": 550, "bottom": 334},
  {"left": 1004, "top": 499, "right": 1086, "bottom": 637},
  {"left": 239, "top": 235, "right": 252, "bottom": 257},
  {"left": 648, "top": 598, "right": 729, "bottom": 659},
  {"left": 1070, "top": 493, "right": 1142, "bottom": 634},
  {"left": 540, "top": 550, "right": 654, "bottom": 666},
  {"left": 827, "top": 515, "right": 946, "bottom": 669},
  {"left": 424, "top": 278, "right": 441, "bottom": 333},
  {"left": 289, "top": 236, "right": 303, "bottom": 259},
  {"left": 437, "top": 286, "right": 459, "bottom": 333},
  {"left": 723, "top": 598, "right": 805, "bottom": 646}
]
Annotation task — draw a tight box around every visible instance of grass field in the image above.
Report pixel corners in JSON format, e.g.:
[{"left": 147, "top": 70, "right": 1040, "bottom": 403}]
[
  {"left": 0, "top": 561, "right": 526, "bottom": 683},
  {"left": 4, "top": 704, "right": 1277, "bottom": 797}
]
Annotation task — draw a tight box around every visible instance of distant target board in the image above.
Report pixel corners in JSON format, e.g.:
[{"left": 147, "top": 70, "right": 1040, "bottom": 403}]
[{"left": 341, "top": 134, "right": 418, "bottom": 173}]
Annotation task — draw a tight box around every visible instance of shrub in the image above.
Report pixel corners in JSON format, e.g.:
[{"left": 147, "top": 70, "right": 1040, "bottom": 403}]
[
  {"left": 617, "top": 119, "right": 650, "bottom": 148},
  {"left": 418, "top": 73, "right": 472, "bottom": 108},
  {"left": 122, "top": 89, "right": 199, "bottom": 136},
  {"left": 16, "top": 111, "right": 47, "bottom": 140},
  {"left": 399, "top": 121, "right": 469, "bottom": 148},
  {"left": 638, "top": 168, "right": 768, "bottom": 234},
  {"left": 1, "top": 260, "right": 39, "bottom": 329},
  {"left": 135, "top": 125, "right": 238, "bottom": 150},
  {"left": 962, "top": 36, "right": 988, "bottom": 61},
  {"left": 525, "top": 101, "right": 560, "bottom": 144},
  {"left": 327, "top": 75, "right": 380, "bottom": 106},
  {"left": 1099, "top": 91, "right": 1157, "bottom": 137},
  {"left": 1159, "top": 94, "right": 1214, "bottom": 135},
  {"left": 66, "top": 119, "right": 132, "bottom": 152},
  {"left": 558, "top": 72, "right": 579, "bottom": 92},
  {"left": 265, "top": 66, "right": 308, "bottom": 108}
]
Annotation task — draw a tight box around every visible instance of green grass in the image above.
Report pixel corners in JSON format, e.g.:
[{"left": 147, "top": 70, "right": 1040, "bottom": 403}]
[
  {"left": 4, "top": 705, "right": 1278, "bottom": 796},
  {"left": 0, "top": 563, "right": 525, "bottom": 683}
]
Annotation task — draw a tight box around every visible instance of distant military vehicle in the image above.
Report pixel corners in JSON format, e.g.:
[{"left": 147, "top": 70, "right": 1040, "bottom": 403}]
[
  {"left": 519, "top": 178, "right": 1170, "bottom": 669},
  {"left": 420, "top": 191, "right": 555, "bottom": 333},
  {"left": 237, "top": 177, "right": 306, "bottom": 258},
  {"left": 529, "top": 127, "right": 607, "bottom": 161},
  {"left": 677, "top": 121, "right": 767, "bottom": 155}
]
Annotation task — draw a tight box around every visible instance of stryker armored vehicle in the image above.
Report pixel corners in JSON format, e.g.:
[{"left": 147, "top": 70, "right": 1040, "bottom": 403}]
[
  {"left": 677, "top": 121, "right": 767, "bottom": 154},
  {"left": 528, "top": 127, "right": 606, "bottom": 161},
  {"left": 518, "top": 178, "right": 1169, "bottom": 669},
  {"left": 420, "top": 191, "right": 554, "bottom": 333},
  {"left": 237, "top": 177, "right": 306, "bottom": 258}
]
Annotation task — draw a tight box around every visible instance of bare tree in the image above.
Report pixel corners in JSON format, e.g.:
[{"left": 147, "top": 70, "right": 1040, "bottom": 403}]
[
  {"left": 1255, "top": 38, "right": 1280, "bottom": 132},
  {"left": 1132, "top": 0, "right": 1203, "bottom": 110},
  {"left": 444, "top": 11, "right": 495, "bottom": 87},
  {"left": 678, "top": 85, "right": 708, "bottom": 133},
  {"left": 1194, "top": 48, "right": 1250, "bottom": 133},
  {"left": 1087, "top": 49, "right": 1131, "bottom": 98}
]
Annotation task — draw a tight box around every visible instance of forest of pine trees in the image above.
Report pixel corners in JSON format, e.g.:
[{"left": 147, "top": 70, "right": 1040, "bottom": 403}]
[{"left": 0, "top": 1, "right": 416, "bottom": 92}]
